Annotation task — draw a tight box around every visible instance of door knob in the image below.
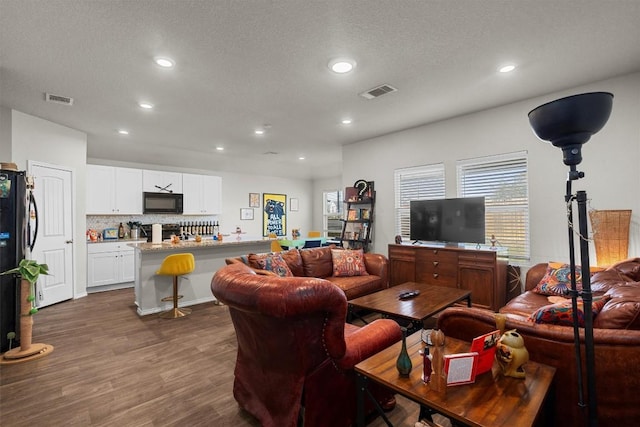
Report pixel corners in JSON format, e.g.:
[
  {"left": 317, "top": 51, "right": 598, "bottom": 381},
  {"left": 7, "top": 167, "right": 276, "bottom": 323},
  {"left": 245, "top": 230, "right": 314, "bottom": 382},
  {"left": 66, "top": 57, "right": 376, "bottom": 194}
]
[{"left": 66, "top": 240, "right": 73, "bottom": 244}]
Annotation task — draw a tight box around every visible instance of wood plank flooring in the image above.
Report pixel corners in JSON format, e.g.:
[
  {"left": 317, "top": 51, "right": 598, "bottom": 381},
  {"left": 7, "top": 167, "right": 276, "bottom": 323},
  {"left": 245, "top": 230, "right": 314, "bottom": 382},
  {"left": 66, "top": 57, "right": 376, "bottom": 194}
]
[{"left": 0, "top": 289, "right": 419, "bottom": 426}]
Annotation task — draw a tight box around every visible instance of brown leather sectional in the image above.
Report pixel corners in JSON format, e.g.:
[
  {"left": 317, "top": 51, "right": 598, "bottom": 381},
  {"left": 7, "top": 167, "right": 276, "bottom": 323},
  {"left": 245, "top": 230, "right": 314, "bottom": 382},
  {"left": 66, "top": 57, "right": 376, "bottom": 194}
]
[
  {"left": 225, "top": 245, "right": 390, "bottom": 300},
  {"left": 437, "top": 258, "right": 640, "bottom": 427}
]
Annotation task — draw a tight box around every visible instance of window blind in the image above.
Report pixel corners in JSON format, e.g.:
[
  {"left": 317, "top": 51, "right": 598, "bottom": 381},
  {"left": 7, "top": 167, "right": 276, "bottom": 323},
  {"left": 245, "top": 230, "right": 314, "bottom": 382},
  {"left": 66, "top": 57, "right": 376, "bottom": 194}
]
[
  {"left": 394, "top": 164, "right": 445, "bottom": 239},
  {"left": 457, "top": 152, "right": 530, "bottom": 260}
]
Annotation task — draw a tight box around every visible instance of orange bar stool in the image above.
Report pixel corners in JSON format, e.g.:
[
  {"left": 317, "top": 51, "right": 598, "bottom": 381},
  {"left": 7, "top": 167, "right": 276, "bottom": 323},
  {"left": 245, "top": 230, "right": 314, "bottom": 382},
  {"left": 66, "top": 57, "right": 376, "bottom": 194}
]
[{"left": 156, "top": 253, "right": 195, "bottom": 319}]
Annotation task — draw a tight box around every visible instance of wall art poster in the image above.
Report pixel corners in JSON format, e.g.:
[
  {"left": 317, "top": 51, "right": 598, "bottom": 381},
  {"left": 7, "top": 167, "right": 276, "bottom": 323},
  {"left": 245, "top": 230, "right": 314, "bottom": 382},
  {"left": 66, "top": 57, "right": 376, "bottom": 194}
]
[
  {"left": 249, "top": 193, "right": 260, "bottom": 208},
  {"left": 263, "top": 193, "right": 287, "bottom": 237}
]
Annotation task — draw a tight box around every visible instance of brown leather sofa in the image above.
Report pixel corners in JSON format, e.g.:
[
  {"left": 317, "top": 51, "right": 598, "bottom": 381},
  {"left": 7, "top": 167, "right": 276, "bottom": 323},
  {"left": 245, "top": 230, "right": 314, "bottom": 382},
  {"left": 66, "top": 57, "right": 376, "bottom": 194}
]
[
  {"left": 211, "top": 262, "right": 402, "bottom": 427},
  {"left": 437, "top": 258, "right": 640, "bottom": 427},
  {"left": 225, "top": 245, "right": 390, "bottom": 300}
]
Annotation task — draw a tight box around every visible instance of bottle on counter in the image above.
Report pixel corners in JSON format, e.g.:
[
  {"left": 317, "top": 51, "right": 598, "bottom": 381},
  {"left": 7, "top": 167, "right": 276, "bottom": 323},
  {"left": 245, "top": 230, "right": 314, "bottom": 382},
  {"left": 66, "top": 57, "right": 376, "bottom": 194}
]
[
  {"left": 118, "top": 222, "right": 125, "bottom": 239},
  {"left": 213, "top": 221, "right": 219, "bottom": 236},
  {"left": 422, "top": 346, "right": 432, "bottom": 383}
]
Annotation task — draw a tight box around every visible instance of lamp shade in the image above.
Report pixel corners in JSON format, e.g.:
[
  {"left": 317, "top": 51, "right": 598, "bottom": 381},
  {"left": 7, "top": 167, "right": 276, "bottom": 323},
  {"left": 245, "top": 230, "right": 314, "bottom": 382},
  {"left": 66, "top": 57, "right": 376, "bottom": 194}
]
[
  {"left": 589, "top": 209, "right": 632, "bottom": 267},
  {"left": 528, "top": 92, "right": 613, "bottom": 165}
]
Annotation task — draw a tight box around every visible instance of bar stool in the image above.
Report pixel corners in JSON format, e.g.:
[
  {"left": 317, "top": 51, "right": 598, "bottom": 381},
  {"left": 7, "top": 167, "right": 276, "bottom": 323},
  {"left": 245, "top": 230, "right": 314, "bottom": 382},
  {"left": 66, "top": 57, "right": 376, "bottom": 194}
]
[{"left": 156, "top": 253, "right": 195, "bottom": 319}]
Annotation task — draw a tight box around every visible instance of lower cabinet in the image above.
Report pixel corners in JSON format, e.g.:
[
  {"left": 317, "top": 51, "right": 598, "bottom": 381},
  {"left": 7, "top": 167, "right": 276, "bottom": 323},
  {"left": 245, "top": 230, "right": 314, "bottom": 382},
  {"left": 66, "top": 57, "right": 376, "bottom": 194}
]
[
  {"left": 87, "top": 242, "right": 135, "bottom": 287},
  {"left": 388, "top": 244, "right": 508, "bottom": 311}
]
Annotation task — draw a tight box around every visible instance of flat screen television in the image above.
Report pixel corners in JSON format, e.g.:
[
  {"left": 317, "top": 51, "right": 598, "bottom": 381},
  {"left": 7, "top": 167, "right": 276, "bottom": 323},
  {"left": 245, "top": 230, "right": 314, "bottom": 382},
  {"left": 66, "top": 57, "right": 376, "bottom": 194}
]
[{"left": 410, "top": 197, "right": 485, "bottom": 244}]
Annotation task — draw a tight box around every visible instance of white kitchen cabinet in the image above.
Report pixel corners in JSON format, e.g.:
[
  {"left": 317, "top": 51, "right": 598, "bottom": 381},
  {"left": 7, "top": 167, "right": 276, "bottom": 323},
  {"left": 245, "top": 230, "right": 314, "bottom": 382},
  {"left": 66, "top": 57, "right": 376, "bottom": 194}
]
[
  {"left": 87, "top": 242, "right": 136, "bottom": 287},
  {"left": 142, "top": 170, "right": 183, "bottom": 194},
  {"left": 86, "top": 165, "right": 143, "bottom": 215},
  {"left": 182, "top": 173, "right": 222, "bottom": 215}
]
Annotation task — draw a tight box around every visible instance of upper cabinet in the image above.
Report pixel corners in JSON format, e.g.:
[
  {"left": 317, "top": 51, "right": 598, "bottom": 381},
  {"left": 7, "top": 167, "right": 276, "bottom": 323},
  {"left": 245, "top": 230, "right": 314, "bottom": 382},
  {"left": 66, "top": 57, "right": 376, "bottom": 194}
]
[
  {"left": 182, "top": 173, "right": 222, "bottom": 215},
  {"left": 87, "top": 165, "right": 143, "bottom": 215},
  {"left": 142, "top": 170, "right": 183, "bottom": 194}
]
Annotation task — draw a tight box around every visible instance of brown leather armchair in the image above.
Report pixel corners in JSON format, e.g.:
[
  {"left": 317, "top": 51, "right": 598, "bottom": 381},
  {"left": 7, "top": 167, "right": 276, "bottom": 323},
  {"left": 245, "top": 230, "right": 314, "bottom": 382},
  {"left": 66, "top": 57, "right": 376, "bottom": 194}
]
[{"left": 211, "top": 263, "right": 402, "bottom": 427}]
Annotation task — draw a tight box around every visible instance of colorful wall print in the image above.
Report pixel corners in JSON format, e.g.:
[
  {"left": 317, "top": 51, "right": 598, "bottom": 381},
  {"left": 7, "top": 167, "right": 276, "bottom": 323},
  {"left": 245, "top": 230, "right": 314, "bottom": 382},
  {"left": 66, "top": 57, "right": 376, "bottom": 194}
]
[{"left": 263, "top": 193, "right": 287, "bottom": 237}]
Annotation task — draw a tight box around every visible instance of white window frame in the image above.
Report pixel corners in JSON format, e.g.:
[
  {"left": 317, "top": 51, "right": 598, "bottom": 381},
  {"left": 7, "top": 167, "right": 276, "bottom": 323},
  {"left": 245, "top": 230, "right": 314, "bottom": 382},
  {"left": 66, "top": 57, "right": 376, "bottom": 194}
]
[
  {"left": 457, "top": 151, "right": 530, "bottom": 260},
  {"left": 323, "top": 190, "right": 343, "bottom": 238},
  {"left": 394, "top": 164, "right": 446, "bottom": 240}
]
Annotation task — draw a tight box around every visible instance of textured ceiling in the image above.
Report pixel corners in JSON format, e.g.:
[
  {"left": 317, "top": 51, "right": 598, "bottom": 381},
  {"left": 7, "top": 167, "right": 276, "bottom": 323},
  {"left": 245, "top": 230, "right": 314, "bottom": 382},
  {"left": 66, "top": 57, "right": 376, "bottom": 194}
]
[{"left": 1, "top": 0, "right": 639, "bottom": 179}]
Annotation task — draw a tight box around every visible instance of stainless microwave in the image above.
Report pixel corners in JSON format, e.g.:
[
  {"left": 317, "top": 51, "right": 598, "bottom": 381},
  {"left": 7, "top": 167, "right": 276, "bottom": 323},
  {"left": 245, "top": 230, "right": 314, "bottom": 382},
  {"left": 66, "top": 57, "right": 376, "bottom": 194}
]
[{"left": 143, "top": 192, "right": 183, "bottom": 214}]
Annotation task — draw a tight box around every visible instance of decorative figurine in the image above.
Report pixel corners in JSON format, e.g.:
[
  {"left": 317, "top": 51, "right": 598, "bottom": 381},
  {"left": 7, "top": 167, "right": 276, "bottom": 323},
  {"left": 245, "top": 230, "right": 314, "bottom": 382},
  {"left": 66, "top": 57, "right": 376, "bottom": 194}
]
[
  {"left": 429, "top": 329, "right": 446, "bottom": 392},
  {"left": 495, "top": 329, "right": 529, "bottom": 378}
]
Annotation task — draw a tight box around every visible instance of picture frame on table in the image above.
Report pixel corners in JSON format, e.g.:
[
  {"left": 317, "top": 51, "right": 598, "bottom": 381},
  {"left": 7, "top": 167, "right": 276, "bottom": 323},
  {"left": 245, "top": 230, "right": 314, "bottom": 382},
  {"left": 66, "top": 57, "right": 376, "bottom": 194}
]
[
  {"left": 240, "top": 208, "right": 254, "bottom": 220},
  {"left": 249, "top": 193, "right": 260, "bottom": 208}
]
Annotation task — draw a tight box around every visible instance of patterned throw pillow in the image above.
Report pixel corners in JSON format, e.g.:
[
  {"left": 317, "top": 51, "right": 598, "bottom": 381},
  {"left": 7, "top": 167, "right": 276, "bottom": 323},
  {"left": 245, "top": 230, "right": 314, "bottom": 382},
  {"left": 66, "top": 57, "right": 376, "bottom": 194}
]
[
  {"left": 529, "top": 296, "right": 610, "bottom": 327},
  {"left": 254, "top": 253, "right": 294, "bottom": 277},
  {"left": 533, "top": 262, "right": 606, "bottom": 296},
  {"left": 331, "top": 249, "right": 369, "bottom": 277}
]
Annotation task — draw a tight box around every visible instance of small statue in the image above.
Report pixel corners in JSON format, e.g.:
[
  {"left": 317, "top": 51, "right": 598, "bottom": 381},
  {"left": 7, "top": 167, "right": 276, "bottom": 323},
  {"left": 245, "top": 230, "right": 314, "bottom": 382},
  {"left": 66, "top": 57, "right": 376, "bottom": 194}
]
[
  {"left": 495, "top": 329, "right": 529, "bottom": 378},
  {"left": 429, "top": 329, "right": 446, "bottom": 392}
]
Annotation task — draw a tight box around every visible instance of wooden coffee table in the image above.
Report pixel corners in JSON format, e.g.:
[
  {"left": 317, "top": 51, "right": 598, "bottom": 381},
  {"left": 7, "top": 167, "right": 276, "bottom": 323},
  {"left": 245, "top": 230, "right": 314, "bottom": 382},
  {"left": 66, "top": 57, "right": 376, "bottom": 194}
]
[
  {"left": 349, "top": 282, "right": 471, "bottom": 332},
  {"left": 355, "top": 331, "right": 555, "bottom": 427}
]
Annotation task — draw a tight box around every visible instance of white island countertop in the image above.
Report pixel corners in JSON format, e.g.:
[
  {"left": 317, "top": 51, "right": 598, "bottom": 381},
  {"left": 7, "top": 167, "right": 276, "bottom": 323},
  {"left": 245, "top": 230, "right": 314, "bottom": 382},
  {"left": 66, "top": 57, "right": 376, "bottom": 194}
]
[{"left": 131, "top": 235, "right": 271, "bottom": 316}]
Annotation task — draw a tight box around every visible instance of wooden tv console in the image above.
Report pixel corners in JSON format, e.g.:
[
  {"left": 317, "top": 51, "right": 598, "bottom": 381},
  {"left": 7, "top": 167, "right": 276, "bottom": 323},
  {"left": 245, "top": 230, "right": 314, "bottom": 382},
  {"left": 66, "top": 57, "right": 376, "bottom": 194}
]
[{"left": 388, "top": 244, "right": 508, "bottom": 311}]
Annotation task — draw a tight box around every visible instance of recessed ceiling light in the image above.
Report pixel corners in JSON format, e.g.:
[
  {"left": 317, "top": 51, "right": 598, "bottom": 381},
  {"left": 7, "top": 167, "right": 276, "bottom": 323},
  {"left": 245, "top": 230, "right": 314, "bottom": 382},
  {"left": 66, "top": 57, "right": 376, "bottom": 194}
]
[
  {"left": 216, "top": 146, "right": 224, "bottom": 151},
  {"left": 329, "top": 58, "right": 356, "bottom": 74},
  {"left": 254, "top": 129, "right": 265, "bottom": 135},
  {"left": 499, "top": 64, "right": 516, "bottom": 73},
  {"left": 118, "top": 129, "right": 129, "bottom": 135},
  {"left": 298, "top": 156, "right": 305, "bottom": 160},
  {"left": 154, "top": 57, "right": 175, "bottom": 68},
  {"left": 139, "top": 102, "right": 153, "bottom": 109},
  {"left": 341, "top": 118, "right": 352, "bottom": 125}
]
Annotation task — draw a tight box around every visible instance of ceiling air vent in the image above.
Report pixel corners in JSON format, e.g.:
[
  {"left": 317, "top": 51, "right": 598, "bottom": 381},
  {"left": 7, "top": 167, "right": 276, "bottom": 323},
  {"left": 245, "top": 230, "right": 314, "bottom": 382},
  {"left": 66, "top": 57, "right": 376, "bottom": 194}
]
[
  {"left": 45, "top": 93, "right": 74, "bottom": 106},
  {"left": 359, "top": 84, "right": 397, "bottom": 100},
  {"left": 263, "top": 151, "right": 279, "bottom": 156}
]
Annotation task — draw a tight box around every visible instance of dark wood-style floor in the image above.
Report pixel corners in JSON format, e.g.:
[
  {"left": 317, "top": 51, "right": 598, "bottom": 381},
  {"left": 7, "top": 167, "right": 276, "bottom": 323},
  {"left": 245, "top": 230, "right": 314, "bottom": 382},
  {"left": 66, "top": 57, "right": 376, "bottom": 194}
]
[{"left": 0, "top": 288, "right": 419, "bottom": 426}]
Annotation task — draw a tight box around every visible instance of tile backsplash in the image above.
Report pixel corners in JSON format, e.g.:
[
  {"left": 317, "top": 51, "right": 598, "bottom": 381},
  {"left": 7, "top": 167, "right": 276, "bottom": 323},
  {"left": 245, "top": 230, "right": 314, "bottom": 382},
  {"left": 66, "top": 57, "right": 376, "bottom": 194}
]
[{"left": 87, "top": 215, "right": 219, "bottom": 235}]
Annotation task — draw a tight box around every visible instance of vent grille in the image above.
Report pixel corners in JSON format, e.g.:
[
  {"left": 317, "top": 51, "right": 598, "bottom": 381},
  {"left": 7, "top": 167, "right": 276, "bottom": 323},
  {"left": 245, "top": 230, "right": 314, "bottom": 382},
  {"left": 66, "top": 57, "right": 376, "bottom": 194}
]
[
  {"left": 45, "top": 93, "right": 74, "bottom": 106},
  {"left": 359, "top": 84, "right": 397, "bottom": 100},
  {"left": 263, "top": 151, "right": 279, "bottom": 155}
]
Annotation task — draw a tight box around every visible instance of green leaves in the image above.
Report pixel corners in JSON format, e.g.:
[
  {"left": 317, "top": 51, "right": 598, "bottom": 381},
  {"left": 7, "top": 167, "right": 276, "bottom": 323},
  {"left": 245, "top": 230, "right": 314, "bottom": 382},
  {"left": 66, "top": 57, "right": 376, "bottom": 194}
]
[{"left": 0, "top": 259, "right": 49, "bottom": 285}]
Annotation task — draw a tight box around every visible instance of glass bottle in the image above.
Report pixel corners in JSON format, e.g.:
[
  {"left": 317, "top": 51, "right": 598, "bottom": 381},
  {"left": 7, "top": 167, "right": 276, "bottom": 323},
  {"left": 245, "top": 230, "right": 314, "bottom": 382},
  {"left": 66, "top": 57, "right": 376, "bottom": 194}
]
[
  {"left": 118, "top": 222, "right": 125, "bottom": 239},
  {"left": 422, "top": 346, "right": 432, "bottom": 383},
  {"left": 396, "top": 327, "right": 412, "bottom": 377}
]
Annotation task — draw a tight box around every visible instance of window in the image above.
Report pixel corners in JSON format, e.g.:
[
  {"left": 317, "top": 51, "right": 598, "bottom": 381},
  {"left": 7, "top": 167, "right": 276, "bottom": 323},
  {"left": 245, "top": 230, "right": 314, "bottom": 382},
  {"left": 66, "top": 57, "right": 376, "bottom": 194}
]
[
  {"left": 394, "top": 164, "right": 446, "bottom": 239},
  {"left": 457, "top": 152, "right": 529, "bottom": 260},
  {"left": 323, "top": 190, "right": 343, "bottom": 238}
]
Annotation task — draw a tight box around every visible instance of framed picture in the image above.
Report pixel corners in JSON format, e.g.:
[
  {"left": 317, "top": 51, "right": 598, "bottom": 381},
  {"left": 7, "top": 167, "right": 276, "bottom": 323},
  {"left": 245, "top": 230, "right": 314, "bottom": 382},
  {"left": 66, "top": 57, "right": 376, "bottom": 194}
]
[
  {"left": 290, "top": 198, "right": 299, "bottom": 212},
  {"left": 240, "top": 208, "right": 254, "bottom": 220},
  {"left": 263, "top": 193, "right": 287, "bottom": 237},
  {"left": 249, "top": 193, "right": 260, "bottom": 208}
]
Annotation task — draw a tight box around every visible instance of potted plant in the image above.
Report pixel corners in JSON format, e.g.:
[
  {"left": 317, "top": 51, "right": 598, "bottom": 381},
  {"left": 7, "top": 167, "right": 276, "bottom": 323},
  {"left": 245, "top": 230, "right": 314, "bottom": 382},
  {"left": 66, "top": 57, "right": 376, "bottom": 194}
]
[{"left": 1, "top": 259, "right": 54, "bottom": 362}]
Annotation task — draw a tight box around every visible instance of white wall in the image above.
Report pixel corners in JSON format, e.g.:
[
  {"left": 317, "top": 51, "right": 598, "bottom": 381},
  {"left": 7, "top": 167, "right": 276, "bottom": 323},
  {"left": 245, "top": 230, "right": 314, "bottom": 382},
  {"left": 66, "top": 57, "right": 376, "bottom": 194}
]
[
  {"left": 10, "top": 110, "right": 88, "bottom": 298},
  {"left": 0, "top": 106, "right": 12, "bottom": 158},
  {"left": 342, "top": 73, "right": 640, "bottom": 267}
]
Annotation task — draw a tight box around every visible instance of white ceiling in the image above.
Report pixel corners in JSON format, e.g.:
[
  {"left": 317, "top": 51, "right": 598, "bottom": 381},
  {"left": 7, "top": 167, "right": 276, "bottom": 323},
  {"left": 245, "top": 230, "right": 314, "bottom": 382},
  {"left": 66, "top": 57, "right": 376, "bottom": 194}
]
[{"left": 1, "top": 0, "right": 639, "bottom": 179}]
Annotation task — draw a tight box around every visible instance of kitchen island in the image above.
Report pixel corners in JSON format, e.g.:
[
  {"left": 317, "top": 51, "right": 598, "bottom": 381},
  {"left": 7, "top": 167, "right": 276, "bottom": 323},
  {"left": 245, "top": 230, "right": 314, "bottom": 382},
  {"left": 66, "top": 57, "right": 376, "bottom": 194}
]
[{"left": 130, "top": 236, "right": 271, "bottom": 316}]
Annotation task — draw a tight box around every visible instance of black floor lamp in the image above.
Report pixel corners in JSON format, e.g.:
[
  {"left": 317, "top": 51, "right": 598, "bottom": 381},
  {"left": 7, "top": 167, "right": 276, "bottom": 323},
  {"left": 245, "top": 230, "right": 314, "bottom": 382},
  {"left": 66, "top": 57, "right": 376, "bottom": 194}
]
[{"left": 528, "top": 91, "right": 614, "bottom": 427}]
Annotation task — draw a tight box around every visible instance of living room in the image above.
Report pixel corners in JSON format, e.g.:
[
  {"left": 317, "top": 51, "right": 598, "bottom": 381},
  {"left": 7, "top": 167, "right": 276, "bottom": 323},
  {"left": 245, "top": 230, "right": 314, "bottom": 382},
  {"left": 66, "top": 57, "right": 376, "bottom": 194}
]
[{"left": 1, "top": 1, "right": 640, "bottom": 426}]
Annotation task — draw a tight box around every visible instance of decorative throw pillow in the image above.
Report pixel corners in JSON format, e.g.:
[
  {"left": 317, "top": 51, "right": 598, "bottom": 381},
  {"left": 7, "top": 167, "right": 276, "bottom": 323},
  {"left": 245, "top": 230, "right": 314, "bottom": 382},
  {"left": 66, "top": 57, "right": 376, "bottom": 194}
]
[
  {"left": 529, "top": 296, "right": 610, "bottom": 327},
  {"left": 533, "top": 262, "right": 606, "bottom": 296},
  {"left": 331, "top": 249, "right": 369, "bottom": 277},
  {"left": 254, "top": 253, "right": 294, "bottom": 277}
]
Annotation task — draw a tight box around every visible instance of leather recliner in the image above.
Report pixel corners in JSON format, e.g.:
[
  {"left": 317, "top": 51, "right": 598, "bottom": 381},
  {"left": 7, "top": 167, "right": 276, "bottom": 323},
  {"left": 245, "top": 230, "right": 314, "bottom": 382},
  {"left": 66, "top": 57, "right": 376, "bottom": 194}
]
[{"left": 211, "top": 262, "right": 402, "bottom": 427}]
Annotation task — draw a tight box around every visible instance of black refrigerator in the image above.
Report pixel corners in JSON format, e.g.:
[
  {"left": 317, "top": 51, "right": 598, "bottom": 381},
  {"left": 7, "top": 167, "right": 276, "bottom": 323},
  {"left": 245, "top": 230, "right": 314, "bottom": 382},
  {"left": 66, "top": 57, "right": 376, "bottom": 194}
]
[{"left": 0, "top": 168, "right": 29, "bottom": 353}]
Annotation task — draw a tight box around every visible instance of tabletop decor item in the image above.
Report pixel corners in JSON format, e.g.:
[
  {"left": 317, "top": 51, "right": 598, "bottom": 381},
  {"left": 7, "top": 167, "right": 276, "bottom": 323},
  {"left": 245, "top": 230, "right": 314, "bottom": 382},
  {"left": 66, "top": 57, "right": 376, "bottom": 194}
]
[
  {"left": 396, "top": 327, "right": 412, "bottom": 376},
  {"left": 495, "top": 329, "right": 529, "bottom": 378},
  {"left": 429, "top": 329, "right": 446, "bottom": 392},
  {"left": 1, "top": 259, "right": 54, "bottom": 363}
]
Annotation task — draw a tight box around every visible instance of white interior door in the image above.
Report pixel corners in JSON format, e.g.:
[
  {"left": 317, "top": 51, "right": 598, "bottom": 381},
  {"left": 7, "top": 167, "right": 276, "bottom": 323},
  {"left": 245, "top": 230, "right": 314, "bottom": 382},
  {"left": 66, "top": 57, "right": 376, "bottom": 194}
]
[{"left": 29, "top": 162, "right": 74, "bottom": 307}]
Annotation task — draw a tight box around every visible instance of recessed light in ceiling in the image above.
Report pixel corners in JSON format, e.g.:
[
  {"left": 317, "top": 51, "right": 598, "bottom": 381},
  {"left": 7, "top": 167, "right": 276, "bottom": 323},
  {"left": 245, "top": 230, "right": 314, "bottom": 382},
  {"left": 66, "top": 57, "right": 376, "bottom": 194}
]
[
  {"left": 329, "top": 58, "right": 356, "bottom": 74},
  {"left": 498, "top": 64, "right": 516, "bottom": 73},
  {"left": 254, "top": 129, "right": 265, "bottom": 135},
  {"left": 341, "top": 118, "right": 352, "bottom": 125},
  {"left": 216, "top": 146, "right": 224, "bottom": 151},
  {"left": 118, "top": 129, "right": 129, "bottom": 135},
  {"left": 154, "top": 57, "right": 175, "bottom": 68},
  {"left": 298, "top": 156, "right": 305, "bottom": 160},
  {"left": 139, "top": 102, "right": 153, "bottom": 109}
]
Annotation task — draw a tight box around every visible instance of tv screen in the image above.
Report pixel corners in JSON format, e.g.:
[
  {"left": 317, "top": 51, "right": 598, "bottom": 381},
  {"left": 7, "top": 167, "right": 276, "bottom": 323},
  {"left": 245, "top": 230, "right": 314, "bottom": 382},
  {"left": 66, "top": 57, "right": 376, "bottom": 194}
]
[{"left": 410, "top": 197, "right": 485, "bottom": 244}]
